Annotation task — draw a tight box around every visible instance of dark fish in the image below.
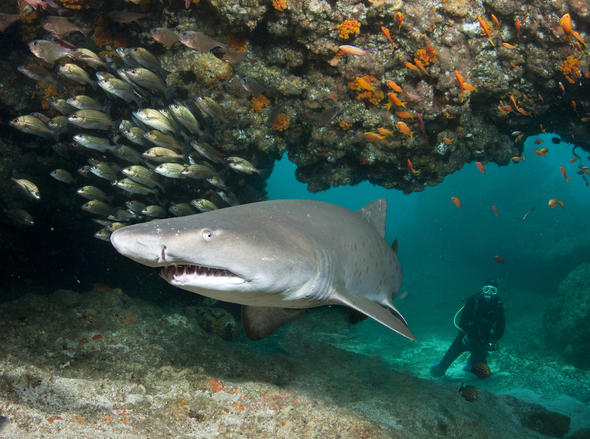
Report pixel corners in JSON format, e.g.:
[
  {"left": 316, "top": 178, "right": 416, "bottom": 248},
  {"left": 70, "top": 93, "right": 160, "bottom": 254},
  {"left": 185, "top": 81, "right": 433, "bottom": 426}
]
[
  {"left": 459, "top": 384, "right": 478, "bottom": 402},
  {"left": 108, "top": 11, "right": 150, "bottom": 24},
  {"left": 177, "top": 31, "right": 227, "bottom": 52},
  {"left": 240, "top": 77, "right": 268, "bottom": 96},
  {"left": 493, "top": 255, "right": 505, "bottom": 264},
  {"left": 151, "top": 27, "right": 179, "bottom": 50},
  {"left": 17, "top": 64, "right": 58, "bottom": 86},
  {"left": 305, "top": 106, "right": 341, "bottom": 125},
  {"left": 521, "top": 207, "right": 535, "bottom": 222},
  {"left": 41, "top": 16, "right": 89, "bottom": 37},
  {"left": 0, "top": 13, "right": 20, "bottom": 32}
]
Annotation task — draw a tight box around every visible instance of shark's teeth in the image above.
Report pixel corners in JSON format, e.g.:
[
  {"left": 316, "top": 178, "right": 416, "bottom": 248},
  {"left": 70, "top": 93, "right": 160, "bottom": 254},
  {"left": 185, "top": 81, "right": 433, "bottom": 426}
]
[{"left": 162, "top": 264, "right": 237, "bottom": 281}]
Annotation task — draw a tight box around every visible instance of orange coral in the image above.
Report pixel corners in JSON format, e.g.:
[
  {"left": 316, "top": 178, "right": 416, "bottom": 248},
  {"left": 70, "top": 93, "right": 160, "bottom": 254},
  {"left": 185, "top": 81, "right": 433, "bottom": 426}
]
[
  {"left": 272, "top": 114, "right": 290, "bottom": 131},
  {"left": 250, "top": 94, "right": 270, "bottom": 112},
  {"left": 226, "top": 33, "right": 248, "bottom": 53},
  {"left": 414, "top": 44, "right": 437, "bottom": 66},
  {"left": 93, "top": 17, "right": 128, "bottom": 48},
  {"left": 337, "top": 19, "right": 361, "bottom": 40},
  {"left": 272, "top": 0, "right": 287, "bottom": 11},
  {"left": 339, "top": 120, "right": 352, "bottom": 130},
  {"left": 57, "top": 0, "right": 90, "bottom": 10},
  {"left": 348, "top": 75, "right": 383, "bottom": 105},
  {"left": 559, "top": 55, "right": 581, "bottom": 84}
]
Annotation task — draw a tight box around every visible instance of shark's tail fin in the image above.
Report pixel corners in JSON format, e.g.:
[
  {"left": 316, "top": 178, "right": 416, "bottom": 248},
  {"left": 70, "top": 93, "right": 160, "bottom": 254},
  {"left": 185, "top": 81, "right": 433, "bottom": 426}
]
[{"left": 332, "top": 286, "right": 416, "bottom": 341}]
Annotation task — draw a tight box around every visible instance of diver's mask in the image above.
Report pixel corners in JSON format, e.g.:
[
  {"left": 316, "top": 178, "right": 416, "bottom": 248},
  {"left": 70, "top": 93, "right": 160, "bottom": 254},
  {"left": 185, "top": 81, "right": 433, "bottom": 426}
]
[{"left": 482, "top": 285, "right": 498, "bottom": 300}]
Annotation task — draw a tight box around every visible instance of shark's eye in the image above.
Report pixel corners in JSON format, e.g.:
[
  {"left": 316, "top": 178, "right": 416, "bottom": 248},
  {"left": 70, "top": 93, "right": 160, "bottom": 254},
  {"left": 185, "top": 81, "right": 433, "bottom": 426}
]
[{"left": 202, "top": 229, "right": 214, "bottom": 241}]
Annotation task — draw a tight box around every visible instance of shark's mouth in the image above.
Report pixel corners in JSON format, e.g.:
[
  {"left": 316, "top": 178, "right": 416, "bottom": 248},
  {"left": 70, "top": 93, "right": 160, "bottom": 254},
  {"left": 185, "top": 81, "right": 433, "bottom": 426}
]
[{"left": 161, "top": 264, "right": 241, "bottom": 284}]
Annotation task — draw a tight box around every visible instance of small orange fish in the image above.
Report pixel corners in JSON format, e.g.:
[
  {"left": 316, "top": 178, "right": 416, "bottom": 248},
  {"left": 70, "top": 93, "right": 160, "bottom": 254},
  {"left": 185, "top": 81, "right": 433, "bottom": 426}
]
[
  {"left": 455, "top": 70, "right": 476, "bottom": 102},
  {"left": 363, "top": 131, "right": 386, "bottom": 141},
  {"left": 515, "top": 18, "right": 521, "bottom": 38},
  {"left": 395, "top": 111, "right": 414, "bottom": 119},
  {"left": 443, "top": 137, "right": 453, "bottom": 144},
  {"left": 396, "top": 121, "right": 413, "bottom": 138},
  {"left": 511, "top": 155, "right": 525, "bottom": 162},
  {"left": 377, "top": 127, "right": 394, "bottom": 136},
  {"left": 404, "top": 61, "right": 419, "bottom": 72},
  {"left": 386, "top": 80, "right": 403, "bottom": 93},
  {"left": 413, "top": 58, "right": 428, "bottom": 75},
  {"left": 534, "top": 139, "right": 543, "bottom": 144},
  {"left": 491, "top": 14, "right": 500, "bottom": 31},
  {"left": 560, "top": 13, "right": 572, "bottom": 36},
  {"left": 502, "top": 42, "right": 517, "bottom": 49},
  {"left": 387, "top": 92, "right": 407, "bottom": 109},
  {"left": 548, "top": 198, "right": 565, "bottom": 209},
  {"left": 407, "top": 158, "right": 421, "bottom": 174},
  {"left": 356, "top": 76, "right": 375, "bottom": 91},
  {"left": 492, "top": 204, "right": 499, "bottom": 216},
  {"left": 558, "top": 81, "right": 565, "bottom": 95},
  {"left": 476, "top": 161, "right": 486, "bottom": 174},
  {"left": 395, "top": 12, "right": 403, "bottom": 32},
  {"left": 381, "top": 26, "right": 396, "bottom": 49},
  {"left": 339, "top": 45, "right": 367, "bottom": 56},
  {"left": 560, "top": 166, "right": 570, "bottom": 182},
  {"left": 569, "top": 157, "right": 578, "bottom": 163},
  {"left": 517, "top": 107, "right": 530, "bottom": 116},
  {"left": 509, "top": 95, "right": 520, "bottom": 111},
  {"left": 450, "top": 196, "right": 461, "bottom": 208},
  {"left": 571, "top": 100, "right": 577, "bottom": 111},
  {"left": 534, "top": 147, "right": 548, "bottom": 156},
  {"left": 477, "top": 16, "right": 495, "bottom": 46}
]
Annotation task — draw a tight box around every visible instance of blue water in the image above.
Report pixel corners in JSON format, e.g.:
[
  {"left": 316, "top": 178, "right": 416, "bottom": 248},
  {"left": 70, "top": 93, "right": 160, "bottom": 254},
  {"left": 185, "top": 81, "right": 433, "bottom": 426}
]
[{"left": 267, "top": 134, "right": 590, "bottom": 334}]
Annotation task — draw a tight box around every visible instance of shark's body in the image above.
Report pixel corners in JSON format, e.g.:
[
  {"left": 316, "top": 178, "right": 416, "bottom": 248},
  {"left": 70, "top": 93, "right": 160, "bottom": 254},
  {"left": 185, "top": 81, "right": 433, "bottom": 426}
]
[{"left": 110, "top": 199, "right": 415, "bottom": 340}]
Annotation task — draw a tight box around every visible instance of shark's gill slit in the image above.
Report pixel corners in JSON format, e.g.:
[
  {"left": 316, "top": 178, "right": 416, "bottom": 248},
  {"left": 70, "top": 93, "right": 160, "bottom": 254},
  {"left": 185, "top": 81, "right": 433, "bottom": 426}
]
[{"left": 161, "top": 245, "right": 167, "bottom": 262}]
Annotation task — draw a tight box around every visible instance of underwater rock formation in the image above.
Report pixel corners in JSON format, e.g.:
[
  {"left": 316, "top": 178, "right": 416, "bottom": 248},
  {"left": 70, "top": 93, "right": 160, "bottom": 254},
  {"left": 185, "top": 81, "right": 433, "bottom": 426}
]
[{"left": 543, "top": 262, "right": 590, "bottom": 370}]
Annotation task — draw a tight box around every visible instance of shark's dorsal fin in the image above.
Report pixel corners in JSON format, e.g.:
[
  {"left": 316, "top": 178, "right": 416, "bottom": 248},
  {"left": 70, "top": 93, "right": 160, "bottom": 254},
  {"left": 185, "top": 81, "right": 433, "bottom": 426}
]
[
  {"left": 241, "top": 306, "right": 303, "bottom": 341},
  {"left": 358, "top": 198, "right": 387, "bottom": 238},
  {"left": 331, "top": 286, "right": 416, "bottom": 341}
]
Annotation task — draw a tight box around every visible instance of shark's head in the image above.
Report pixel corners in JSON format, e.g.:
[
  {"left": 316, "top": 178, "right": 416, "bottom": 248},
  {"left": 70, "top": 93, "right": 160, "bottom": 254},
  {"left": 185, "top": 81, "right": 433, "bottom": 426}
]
[{"left": 110, "top": 210, "right": 317, "bottom": 302}]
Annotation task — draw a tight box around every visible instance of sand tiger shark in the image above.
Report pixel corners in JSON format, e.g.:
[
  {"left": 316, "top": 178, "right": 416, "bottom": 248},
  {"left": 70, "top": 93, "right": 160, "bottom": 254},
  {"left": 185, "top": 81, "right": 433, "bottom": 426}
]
[{"left": 110, "top": 199, "right": 415, "bottom": 341}]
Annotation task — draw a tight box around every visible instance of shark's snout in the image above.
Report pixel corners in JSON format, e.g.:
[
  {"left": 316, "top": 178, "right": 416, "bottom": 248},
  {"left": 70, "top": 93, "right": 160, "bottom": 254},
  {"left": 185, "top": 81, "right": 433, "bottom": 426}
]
[{"left": 110, "top": 227, "right": 165, "bottom": 267}]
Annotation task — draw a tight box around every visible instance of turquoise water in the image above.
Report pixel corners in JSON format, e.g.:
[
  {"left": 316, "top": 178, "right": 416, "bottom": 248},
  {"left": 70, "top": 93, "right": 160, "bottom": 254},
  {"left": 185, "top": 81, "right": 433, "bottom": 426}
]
[{"left": 267, "top": 134, "right": 590, "bottom": 334}]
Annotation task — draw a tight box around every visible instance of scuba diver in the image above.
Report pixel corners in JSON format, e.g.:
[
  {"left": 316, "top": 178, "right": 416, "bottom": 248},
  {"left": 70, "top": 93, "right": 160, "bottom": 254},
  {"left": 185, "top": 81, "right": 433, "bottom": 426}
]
[{"left": 430, "top": 279, "right": 505, "bottom": 378}]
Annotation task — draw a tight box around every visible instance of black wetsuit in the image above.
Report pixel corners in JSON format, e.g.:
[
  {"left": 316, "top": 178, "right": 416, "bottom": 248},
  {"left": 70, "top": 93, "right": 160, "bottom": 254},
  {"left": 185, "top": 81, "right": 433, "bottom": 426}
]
[{"left": 437, "top": 292, "right": 505, "bottom": 373}]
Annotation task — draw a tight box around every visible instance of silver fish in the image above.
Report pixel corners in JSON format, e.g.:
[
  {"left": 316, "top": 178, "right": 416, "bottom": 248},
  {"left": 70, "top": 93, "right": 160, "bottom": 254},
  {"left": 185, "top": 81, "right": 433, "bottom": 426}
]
[
  {"left": 189, "top": 139, "right": 225, "bottom": 164},
  {"left": 115, "top": 47, "right": 139, "bottom": 67},
  {"left": 67, "top": 95, "right": 104, "bottom": 111},
  {"left": 73, "top": 134, "right": 113, "bottom": 152},
  {"left": 9, "top": 115, "right": 55, "bottom": 139},
  {"left": 114, "top": 178, "right": 158, "bottom": 195},
  {"left": 154, "top": 162, "right": 186, "bottom": 178},
  {"left": 50, "top": 169, "right": 75, "bottom": 184},
  {"left": 129, "top": 47, "right": 165, "bottom": 75},
  {"left": 111, "top": 144, "right": 143, "bottom": 164},
  {"left": 194, "top": 97, "right": 227, "bottom": 123},
  {"left": 77, "top": 185, "right": 110, "bottom": 202},
  {"left": 47, "top": 97, "right": 76, "bottom": 115},
  {"left": 68, "top": 110, "right": 112, "bottom": 131},
  {"left": 142, "top": 147, "right": 184, "bottom": 163},
  {"left": 68, "top": 48, "right": 106, "bottom": 70},
  {"left": 94, "top": 228, "right": 111, "bottom": 241},
  {"left": 190, "top": 198, "right": 218, "bottom": 212},
  {"left": 28, "top": 40, "right": 71, "bottom": 64},
  {"left": 121, "top": 165, "right": 162, "bottom": 189},
  {"left": 207, "top": 175, "right": 228, "bottom": 190},
  {"left": 77, "top": 165, "right": 92, "bottom": 178},
  {"left": 89, "top": 162, "right": 121, "bottom": 181},
  {"left": 58, "top": 63, "right": 94, "bottom": 87},
  {"left": 125, "top": 200, "right": 146, "bottom": 214},
  {"left": 216, "top": 190, "right": 240, "bottom": 206},
  {"left": 81, "top": 199, "right": 112, "bottom": 216},
  {"left": 181, "top": 163, "right": 217, "bottom": 179},
  {"left": 133, "top": 109, "right": 175, "bottom": 133},
  {"left": 168, "top": 202, "right": 195, "bottom": 217},
  {"left": 143, "top": 130, "right": 182, "bottom": 151},
  {"left": 122, "top": 67, "right": 167, "bottom": 94},
  {"left": 5, "top": 208, "right": 34, "bottom": 226},
  {"left": 17, "top": 64, "right": 58, "bottom": 85},
  {"left": 168, "top": 103, "right": 200, "bottom": 135},
  {"left": 106, "top": 221, "right": 126, "bottom": 232},
  {"left": 12, "top": 178, "right": 40, "bottom": 200},
  {"left": 98, "top": 76, "right": 138, "bottom": 104},
  {"left": 226, "top": 156, "right": 261, "bottom": 175},
  {"left": 47, "top": 115, "right": 69, "bottom": 134},
  {"left": 141, "top": 205, "right": 167, "bottom": 218}
]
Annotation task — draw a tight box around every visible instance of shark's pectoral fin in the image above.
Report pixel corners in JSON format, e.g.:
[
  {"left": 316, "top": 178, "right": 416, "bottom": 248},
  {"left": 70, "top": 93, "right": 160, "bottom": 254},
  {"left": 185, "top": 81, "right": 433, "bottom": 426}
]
[
  {"left": 241, "top": 306, "right": 304, "bottom": 341},
  {"left": 332, "top": 288, "right": 417, "bottom": 341}
]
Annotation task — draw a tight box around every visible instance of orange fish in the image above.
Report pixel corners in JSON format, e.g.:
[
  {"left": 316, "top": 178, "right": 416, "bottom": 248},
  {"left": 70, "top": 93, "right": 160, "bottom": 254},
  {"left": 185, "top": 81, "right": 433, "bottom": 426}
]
[
  {"left": 548, "top": 198, "right": 565, "bottom": 209},
  {"left": 407, "top": 158, "right": 421, "bottom": 174},
  {"left": 502, "top": 42, "right": 517, "bottom": 49},
  {"left": 413, "top": 59, "right": 428, "bottom": 75},
  {"left": 356, "top": 76, "right": 375, "bottom": 91},
  {"left": 569, "top": 157, "right": 578, "bottom": 163},
  {"left": 477, "top": 16, "right": 495, "bottom": 46},
  {"left": 492, "top": 204, "right": 499, "bottom": 216},
  {"left": 386, "top": 80, "right": 403, "bottom": 93},
  {"left": 404, "top": 61, "right": 419, "bottom": 72},
  {"left": 377, "top": 127, "right": 394, "bottom": 136},
  {"left": 339, "top": 45, "right": 367, "bottom": 56},
  {"left": 534, "top": 139, "right": 543, "bottom": 144},
  {"left": 493, "top": 255, "right": 505, "bottom": 264},
  {"left": 443, "top": 137, "right": 453, "bottom": 144},
  {"left": 515, "top": 18, "right": 521, "bottom": 38},
  {"left": 395, "top": 12, "right": 403, "bottom": 32},
  {"left": 476, "top": 161, "right": 486, "bottom": 174},
  {"left": 560, "top": 13, "right": 572, "bottom": 36},
  {"left": 512, "top": 156, "right": 525, "bottom": 163},
  {"left": 455, "top": 70, "right": 476, "bottom": 102},
  {"left": 558, "top": 81, "right": 565, "bottom": 95},
  {"left": 363, "top": 131, "right": 386, "bottom": 141},
  {"left": 560, "top": 166, "right": 570, "bottom": 182},
  {"left": 450, "top": 196, "right": 461, "bottom": 208},
  {"left": 395, "top": 111, "right": 414, "bottom": 119},
  {"left": 509, "top": 95, "right": 520, "bottom": 111},
  {"left": 491, "top": 14, "right": 500, "bottom": 31},
  {"left": 534, "top": 147, "right": 548, "bottom": 156},
  {"left": 381, "top": 26, "right": 396, "bottom": 49},
  {"left": 571, "top": 100, "right": 577, "bottom": 112},
  {"left": 396, "top": 121, "right": 413, "bottom": 138},
  {"left": 387, "top": 92, "right": 407, "bottom": 109}
]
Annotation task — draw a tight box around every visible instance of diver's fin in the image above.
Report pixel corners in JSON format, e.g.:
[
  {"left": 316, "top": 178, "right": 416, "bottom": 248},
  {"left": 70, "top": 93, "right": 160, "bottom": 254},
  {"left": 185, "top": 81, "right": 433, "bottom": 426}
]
[
  {"left": 358, "top": 198, "right": 387, "bottom": 238},
  {"left": 241, "top": 306, "right": 303, "bottom": 341},
  {"left": 331, "top": 287, "right": 416, "bottom": 341}
]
